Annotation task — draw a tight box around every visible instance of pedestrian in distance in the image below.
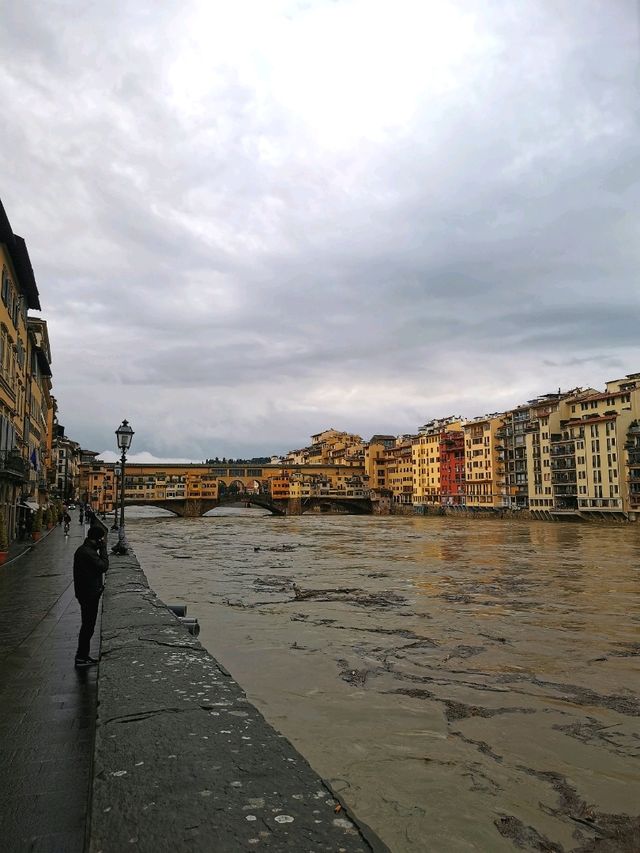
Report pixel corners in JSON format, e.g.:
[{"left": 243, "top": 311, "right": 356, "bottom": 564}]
[{"left": 73, "top": 525, "right": 108, "bottom": 668}]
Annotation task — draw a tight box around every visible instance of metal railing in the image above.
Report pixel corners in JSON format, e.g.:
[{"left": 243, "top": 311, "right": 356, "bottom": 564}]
[{"left": 0, "top": 449, "right": 30, "bottom": 479}]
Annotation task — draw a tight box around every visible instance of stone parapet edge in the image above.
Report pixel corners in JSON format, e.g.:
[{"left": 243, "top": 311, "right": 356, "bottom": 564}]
[{"left": 89, "top": 545, "right": 390, "bottom": 853}]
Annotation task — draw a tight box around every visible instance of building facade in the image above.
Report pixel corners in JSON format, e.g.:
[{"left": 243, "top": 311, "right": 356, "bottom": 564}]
[
  {"left": 0, "top": 199, "right": 45, "bottom": 537},
  {"left": 462, "top": 414, "right": 508, "bottom": 510}
]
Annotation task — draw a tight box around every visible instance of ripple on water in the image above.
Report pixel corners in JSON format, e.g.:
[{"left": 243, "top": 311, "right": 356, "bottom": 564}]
[{"left": 127, "top": 512, "right": 640, "bottom": 853}]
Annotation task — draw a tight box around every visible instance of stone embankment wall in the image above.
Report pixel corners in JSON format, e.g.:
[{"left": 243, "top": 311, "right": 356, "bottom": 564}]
[{"left": 90, "top": 549, "right": 388, "bottom": 853}]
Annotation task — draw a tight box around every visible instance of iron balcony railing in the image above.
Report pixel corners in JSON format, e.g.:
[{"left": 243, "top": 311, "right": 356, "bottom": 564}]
[
  {"left": 551, "top": 459, "right": 576, "bottom": 470},
  {"left": 0, "top": 450, "right": 30, "bottom": 479},
  {"left": 552, "top": 471, "right": 577, "bottom": 484}
]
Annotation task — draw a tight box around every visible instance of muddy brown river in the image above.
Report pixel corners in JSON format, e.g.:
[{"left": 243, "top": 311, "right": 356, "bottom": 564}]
[{"left": 125, "top": 510, "right": 640, "bottom": 852}]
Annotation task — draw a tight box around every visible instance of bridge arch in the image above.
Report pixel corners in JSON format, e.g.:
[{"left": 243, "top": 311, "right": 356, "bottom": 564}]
[{"left": 301, "top": 497, "right": 371, "bottom": 515}]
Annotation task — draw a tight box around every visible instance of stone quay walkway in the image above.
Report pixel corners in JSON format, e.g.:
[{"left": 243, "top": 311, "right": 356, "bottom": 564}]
[
  {"left": 0, "top": 514, "right": 96, "bottom": 853},
  {"left": 1, "top": 518, "right": 389, "bottom": 853}
]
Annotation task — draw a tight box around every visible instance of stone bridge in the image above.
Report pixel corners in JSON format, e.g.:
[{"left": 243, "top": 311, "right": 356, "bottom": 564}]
[{"left": 124, "top": 495, "right": 372, "bottom": 517}]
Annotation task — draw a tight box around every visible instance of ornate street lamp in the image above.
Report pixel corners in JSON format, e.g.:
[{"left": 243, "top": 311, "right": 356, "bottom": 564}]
[{"left": 113, "top": 419, "right": 134, "bottom": 554}]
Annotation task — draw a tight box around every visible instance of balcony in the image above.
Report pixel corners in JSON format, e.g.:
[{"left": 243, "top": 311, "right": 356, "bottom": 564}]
[
  {"left": 551, "top": 445, "right": 575, "bottom": 457},
  {"left": 551, "top": 458, "right": 576, "bottom": 470},
  {"left": 0, "top": 450, "right": 30, "bottom": 480},
  {"left": 552, "top": 468, "right": 577, "bottom": 482}
]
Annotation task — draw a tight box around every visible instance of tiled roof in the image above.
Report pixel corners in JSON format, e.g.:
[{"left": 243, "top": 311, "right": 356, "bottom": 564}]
[{"left": 0, "top": 199, "right": 41, "bottom": 310}]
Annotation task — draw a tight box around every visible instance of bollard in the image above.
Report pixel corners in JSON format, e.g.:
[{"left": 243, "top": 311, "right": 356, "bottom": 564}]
[
  {"left": 167, "top": 604, "right": 187, "bottom": 617},
  {"left": 179, "top": 617, "right": 200, "bottom": 637}
]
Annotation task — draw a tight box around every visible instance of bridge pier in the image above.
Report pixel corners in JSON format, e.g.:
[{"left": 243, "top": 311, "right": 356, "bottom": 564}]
[
  {"left": 287, "top": 498, "right": 302, "bottom": 516},
  {"left": 182, "top": 499, "right": 202, "bottom": 518}
]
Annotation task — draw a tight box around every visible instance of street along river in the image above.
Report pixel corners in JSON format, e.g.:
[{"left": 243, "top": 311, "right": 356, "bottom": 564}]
[{"left": 126, "top": 510, "right": 640, "bottom": 852}]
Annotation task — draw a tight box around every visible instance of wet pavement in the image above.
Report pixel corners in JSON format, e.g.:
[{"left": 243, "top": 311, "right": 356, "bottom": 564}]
[{"left": 0, "top": 516, "right": 97, "bottom": 852}]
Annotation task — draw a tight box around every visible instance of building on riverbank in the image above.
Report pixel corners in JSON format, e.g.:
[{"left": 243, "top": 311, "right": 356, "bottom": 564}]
[
  {"left": 557, "top": 374, "right": 640, "bottom": 519},
  {"left": 74, "top": 372, "right": 640, "bottom": 523},
  {"left": 412, "top": 416, "right": 462, "bottom": 510},
  {"left": 462, "top": 413, "right": 508, "bottom": 510},
  {"left": 439, "top": 429, "right": 465, "bottom": 506},
  {"left": 0, "top": 198, "right": 60, "bottom": 538},
  {"left": 386, "top": 437, "right": 415, "bottom": 507},
  {"left": 51, "top": 424, "right": 81, "bottom": 503}
]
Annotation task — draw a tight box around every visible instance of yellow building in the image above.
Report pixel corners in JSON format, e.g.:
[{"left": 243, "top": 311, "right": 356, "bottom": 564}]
[
  {"left": 0, "top": 200, "right": 43, "bottom": 536},
  {"left": 462, "top": 414, "right": 507, "bottom": 509},
  {"left": 288, "top": 429, "right": 365, "bottom": 467},
  {"left": 385, "top": 438, "right": 414, "bottom": 507},
  {"left": 412, "top": 417, "right": 462, "bottom": 508},
  {"left": 26, "top": 318, "right": 54, "bottom": 507},
  {"left": 79, "top": 462, "right": 116, "bottom": 514},
  {"left": 363, "top": 435, "right": 395, "bottom": 494}
]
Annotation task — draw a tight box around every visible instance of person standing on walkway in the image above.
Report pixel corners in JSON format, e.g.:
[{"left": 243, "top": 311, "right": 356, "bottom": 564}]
[{"left": 73, "top": 526, "right": 108, "bottom": 667}]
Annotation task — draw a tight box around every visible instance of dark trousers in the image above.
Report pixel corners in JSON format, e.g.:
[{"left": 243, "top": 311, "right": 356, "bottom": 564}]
[{"left": 76, "top": 596, "right": 100, "bottom": 658}]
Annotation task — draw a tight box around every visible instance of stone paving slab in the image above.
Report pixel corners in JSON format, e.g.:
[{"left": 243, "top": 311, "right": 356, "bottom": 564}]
[
  {"left": 92, "top": 552, "right": 389, "bottom": 853},
  {"left": 0, "top": 515, "right": 97, "bottom": 853}
]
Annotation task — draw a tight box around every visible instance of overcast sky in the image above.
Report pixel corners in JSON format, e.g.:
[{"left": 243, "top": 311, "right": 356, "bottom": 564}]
[{"left": 1, "top": 0, "right": 638, "bottom": 461}]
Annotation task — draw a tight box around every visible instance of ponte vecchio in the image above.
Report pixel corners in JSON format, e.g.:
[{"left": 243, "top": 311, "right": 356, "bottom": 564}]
[{"left": 79, "top": 461, "right": 373, "bottom": 516}]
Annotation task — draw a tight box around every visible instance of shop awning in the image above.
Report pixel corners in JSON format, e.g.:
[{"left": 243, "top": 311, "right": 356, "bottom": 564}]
[{"left": 21, "top": 501, "right": 40, "bottom": 512}]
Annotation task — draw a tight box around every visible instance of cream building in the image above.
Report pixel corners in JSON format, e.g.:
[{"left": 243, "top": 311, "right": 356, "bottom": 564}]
[
  {"left": 523, "top": 389, "right": 594, "bottom": 514},
  {"left": 561, "top": 373, "right": 640, "bottom": 517},
  {"left": 462, "top": 414, "right": 508, "bottom": 509}
]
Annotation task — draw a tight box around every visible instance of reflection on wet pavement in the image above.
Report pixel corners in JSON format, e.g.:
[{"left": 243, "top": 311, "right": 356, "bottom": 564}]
[{"left": 128, "top": 512, "right": 640, "bottom": 852}]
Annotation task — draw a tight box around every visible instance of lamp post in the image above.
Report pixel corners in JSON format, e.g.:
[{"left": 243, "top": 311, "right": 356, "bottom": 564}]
[
  {"left": 111, "top": 464, "right": 121, "bottom": 530},
  {"left": 113, "top": 420, "right": 134, "bottom": 554}
]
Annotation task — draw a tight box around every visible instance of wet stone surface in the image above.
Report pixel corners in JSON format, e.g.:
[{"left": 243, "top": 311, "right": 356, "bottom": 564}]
[
  {"left": 0, "top": 519, "right": 96, "bottom": 853},
  {"left": 92, "top": 553, "right": 387, "bottom": 852}
]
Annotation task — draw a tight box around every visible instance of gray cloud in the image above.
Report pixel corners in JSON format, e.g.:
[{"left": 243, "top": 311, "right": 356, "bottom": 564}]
[{"left": 1, "top": 0, "right": 638, "bottom": 458}]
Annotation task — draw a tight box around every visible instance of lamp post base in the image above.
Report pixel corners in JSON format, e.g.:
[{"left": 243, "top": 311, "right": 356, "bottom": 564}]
[{"left": 111, "top": 524, "right": 129, "bottom": 555}]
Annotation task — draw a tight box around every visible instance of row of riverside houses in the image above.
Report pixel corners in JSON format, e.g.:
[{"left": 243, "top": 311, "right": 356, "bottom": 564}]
[
  {"left": 76, "top": 376, "right": 640, "bottom": 521},
  {"left": 0, "top": 197, "right": 88, "bottom": 544},
  {"left": 277, "top": 378, "right": 640, "bottom": 520}
]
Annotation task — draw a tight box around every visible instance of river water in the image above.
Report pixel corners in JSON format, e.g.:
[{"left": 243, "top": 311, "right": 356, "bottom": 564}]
[{"left": 125, "top": 510, "right": 640, "bottom": 852}]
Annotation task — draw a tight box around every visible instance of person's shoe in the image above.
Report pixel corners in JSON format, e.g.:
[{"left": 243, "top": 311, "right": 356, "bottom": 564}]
[{"left": 74, "top": 656, "right": 98, "bottom": 668}]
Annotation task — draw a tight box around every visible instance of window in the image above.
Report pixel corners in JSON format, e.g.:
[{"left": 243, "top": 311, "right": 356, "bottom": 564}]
[{"left": 1, "top": 269, "right": 9, "bottom": 304}]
